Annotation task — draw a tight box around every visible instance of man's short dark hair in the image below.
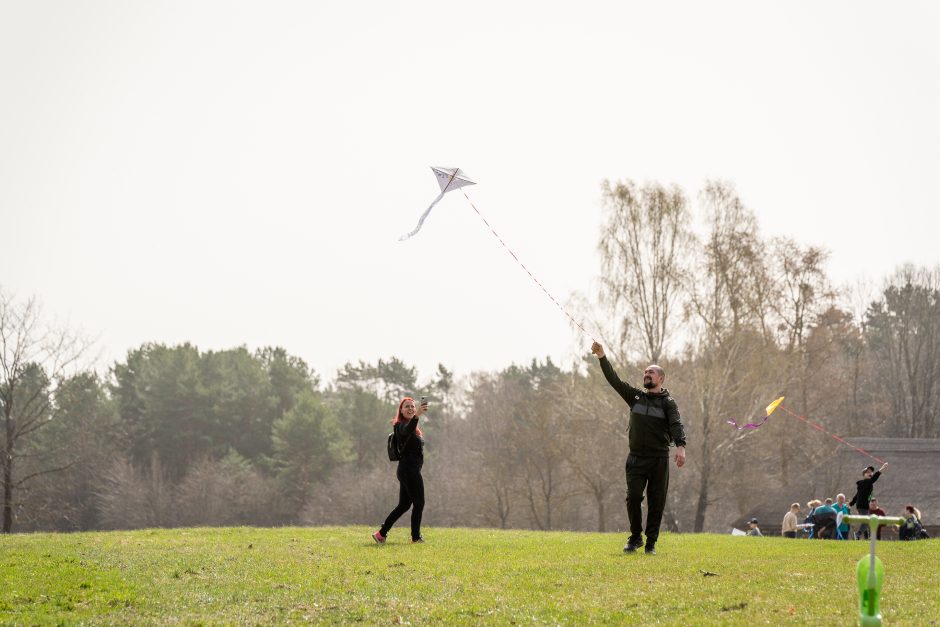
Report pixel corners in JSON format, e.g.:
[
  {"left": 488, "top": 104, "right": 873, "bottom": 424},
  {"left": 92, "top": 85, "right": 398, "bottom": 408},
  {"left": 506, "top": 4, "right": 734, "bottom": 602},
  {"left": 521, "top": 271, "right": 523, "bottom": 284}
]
[{"left": 863, "top": 465, "right": 875, "bottom": 474}]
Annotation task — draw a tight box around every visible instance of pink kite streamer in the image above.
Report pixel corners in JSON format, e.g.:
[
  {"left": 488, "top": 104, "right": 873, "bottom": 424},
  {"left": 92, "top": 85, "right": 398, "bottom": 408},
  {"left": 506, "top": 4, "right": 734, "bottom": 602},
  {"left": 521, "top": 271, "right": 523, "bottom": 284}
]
[{"left": 726, "top": 397, "right": 784, "bottom": 430}]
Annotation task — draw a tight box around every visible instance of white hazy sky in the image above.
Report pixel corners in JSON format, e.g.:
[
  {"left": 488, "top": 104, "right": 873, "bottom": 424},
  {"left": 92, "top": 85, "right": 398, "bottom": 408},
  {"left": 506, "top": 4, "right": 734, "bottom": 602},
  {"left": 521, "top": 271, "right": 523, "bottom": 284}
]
[{"left": 2, "top": 1, "right": 939, "bottom": 382}]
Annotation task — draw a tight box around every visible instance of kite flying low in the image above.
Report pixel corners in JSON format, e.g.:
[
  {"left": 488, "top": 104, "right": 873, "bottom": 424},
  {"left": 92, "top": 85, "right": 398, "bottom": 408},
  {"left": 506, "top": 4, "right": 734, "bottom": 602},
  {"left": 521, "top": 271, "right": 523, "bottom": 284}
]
[
  {"left": 398, "top": 167, "right": 475, "bottom": 241},
  {"left": 729, "top": 397, "right": 887, "bottom": 464}
]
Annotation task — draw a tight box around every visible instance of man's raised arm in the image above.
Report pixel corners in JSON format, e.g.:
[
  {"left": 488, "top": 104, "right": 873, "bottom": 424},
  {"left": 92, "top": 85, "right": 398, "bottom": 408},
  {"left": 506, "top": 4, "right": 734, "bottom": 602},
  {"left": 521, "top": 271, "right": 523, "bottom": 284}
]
[{"left": 591, "top": 341, "right": 639, "bottom": 406}]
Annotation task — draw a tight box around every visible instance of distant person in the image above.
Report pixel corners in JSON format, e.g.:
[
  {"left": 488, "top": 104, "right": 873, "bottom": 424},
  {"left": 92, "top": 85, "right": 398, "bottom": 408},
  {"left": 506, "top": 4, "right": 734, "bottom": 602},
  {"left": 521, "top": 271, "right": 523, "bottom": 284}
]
[
  {"left": 849, "top": 462, "right": 888, "bottom": 539},
  {"left": 834, "top": 493, "right": 851, "bottom": 540},
  {"left": 868, "top": 498, "right": 888, "bottom": 540},
  {"left": 812, "top": 499, "right": 839, "bottom": 539},
  {"left": 592, "top": 341, "right": 686, "bottom": 556},
  {"left": 805, "top": 499, "right": 820, "bottom": 519},
  {"left": 373, "top": 397, "right": 428, "bottom": 545},
  {"left": 804, "top": 500, "right": 821, "bottom": 538},
  {"left": 747, "top": 518, "right": 763, "bottom": 536},
  {"left": 899, "top": 504, "right": 929, "bottom": 541},
  {"left": 782, "top": 503, "right": 801, "bottom": 538}
]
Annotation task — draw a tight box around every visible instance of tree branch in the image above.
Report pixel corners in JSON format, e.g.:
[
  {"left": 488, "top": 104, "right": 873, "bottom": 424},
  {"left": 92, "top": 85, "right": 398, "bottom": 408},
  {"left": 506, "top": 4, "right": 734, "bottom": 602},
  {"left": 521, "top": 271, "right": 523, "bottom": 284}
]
[{"left": 14, "top": 460, "right": 78, "bottom": 487}]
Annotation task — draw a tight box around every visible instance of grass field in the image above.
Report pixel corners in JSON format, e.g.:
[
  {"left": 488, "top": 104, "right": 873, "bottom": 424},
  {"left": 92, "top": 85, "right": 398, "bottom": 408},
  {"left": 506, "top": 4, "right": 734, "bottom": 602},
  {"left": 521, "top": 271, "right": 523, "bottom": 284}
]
[{"left": 1, "top": 526, "right": 938, "bottom": 625}]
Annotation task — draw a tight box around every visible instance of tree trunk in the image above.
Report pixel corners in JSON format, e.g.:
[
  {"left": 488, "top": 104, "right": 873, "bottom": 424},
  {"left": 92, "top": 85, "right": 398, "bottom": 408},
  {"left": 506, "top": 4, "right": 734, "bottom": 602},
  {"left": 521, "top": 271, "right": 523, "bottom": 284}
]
[
  {"left": 695, "top": 400, "right": 713, "bottom": 533},
  {"left": 693, "top": 466, "right": 709, "bottom": 533},
  {"left": 2, "top": 394, "right": 13, "bottom": 533},
  {"left": 693, "top": 430, "right": 711, "bottom": 532},
  {"left": 596, "top": 489, "right": 606, "bottom": 532},
  {"left": 2, "top": 450, "right": 12, "bottom": 533}
]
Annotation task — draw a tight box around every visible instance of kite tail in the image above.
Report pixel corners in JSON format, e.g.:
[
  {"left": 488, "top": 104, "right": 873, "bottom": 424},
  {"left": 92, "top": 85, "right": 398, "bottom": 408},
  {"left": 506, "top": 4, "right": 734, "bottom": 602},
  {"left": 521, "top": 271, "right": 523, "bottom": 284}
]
[
  {"left": 726, "top": 397, "right": 785, "bottom": 430},
  {"left": 727, "top": 417, "right": 771, "bottom": 430},
  {"left": 399, "top": 192, "right": 445, "bottom": 241}
]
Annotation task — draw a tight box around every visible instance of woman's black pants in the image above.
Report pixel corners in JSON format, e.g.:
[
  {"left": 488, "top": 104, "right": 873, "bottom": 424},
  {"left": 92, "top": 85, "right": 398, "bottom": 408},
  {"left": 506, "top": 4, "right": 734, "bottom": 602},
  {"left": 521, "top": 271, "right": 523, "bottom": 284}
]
[{"left": 380, "top": 463, "right": 424, "bottom": 540}]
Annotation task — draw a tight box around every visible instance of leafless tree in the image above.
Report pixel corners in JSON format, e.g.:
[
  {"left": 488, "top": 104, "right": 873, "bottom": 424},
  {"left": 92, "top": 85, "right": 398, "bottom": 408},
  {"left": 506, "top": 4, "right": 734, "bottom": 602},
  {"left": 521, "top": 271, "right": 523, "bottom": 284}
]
[
  {"left": 95, "top": 455, "right": 175, "bottom": 529},
  {"left": 557, "top": 364, "right": 627, "bottom": 532},
  {"left": 0, "top": 289, "right": 90, "bottom": 532},
  {"left": 764, "top": 239, "right": 834, "bottom": 478},
  {"left": 516, "top": 404, "right": 572, "bottom": 531},
  {"left": 176, "top": 455, "right": 280, "bottom": 526},
  {"left": 599, "top": 180, "right": 693, "bottom": 363},
  {"left": 459, "top": 373, "right": 520, "bottom": 528},
  {"left": 682, "top": 183, "right": 780, "bottom": 531},
  {"left": 767, "top": 239, "right": 833, "bottom": 385}
]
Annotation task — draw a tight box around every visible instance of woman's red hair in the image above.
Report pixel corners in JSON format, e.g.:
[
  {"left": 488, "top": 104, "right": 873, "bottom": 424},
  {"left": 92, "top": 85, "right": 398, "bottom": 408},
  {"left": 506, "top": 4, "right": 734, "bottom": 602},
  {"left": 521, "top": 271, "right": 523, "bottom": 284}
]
[{"left": 392, "top": 397, "right": 423, "bottom": 436}]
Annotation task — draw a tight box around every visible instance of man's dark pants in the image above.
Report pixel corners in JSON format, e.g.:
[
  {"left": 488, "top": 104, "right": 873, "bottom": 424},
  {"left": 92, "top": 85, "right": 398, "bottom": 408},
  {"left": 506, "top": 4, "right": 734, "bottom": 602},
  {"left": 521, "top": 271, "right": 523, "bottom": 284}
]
[
  {"left": 625, "top": 453, "right": 669, "bottom": 544},
  {"left": 856, "top": 507, "right": 870, "bottom": 539}
]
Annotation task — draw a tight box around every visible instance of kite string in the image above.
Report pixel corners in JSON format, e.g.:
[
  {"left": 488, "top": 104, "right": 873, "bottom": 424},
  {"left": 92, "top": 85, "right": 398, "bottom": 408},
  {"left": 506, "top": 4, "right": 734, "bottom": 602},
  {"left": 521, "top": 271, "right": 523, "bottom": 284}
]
[
  {"left": 780, "top": 406, "right": 886, "bottom": 464},
  {"left": 461, "top": 190, "right": 596, "bottom": 342}
]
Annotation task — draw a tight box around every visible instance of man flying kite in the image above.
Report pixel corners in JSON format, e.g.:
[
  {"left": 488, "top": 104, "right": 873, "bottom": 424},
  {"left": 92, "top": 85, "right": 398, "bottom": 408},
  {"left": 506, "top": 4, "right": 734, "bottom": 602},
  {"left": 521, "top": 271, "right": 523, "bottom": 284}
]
[{"left": 591, "top": 341, "right": 687, "bottom": 556}]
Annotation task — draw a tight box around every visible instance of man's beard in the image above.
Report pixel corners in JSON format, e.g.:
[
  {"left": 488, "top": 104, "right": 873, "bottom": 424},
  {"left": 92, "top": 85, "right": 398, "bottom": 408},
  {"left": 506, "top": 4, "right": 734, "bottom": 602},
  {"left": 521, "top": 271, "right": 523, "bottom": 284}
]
[{"left": 643, "top": 380, "right": 655, "bottom": 389}]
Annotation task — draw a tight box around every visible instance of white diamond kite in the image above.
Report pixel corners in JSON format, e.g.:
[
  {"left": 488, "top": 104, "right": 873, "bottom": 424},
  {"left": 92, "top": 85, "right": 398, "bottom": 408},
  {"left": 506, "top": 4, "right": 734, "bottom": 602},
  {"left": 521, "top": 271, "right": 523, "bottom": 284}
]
[{"left": 399, "top": 167, "right": 475, "bottom": 241}]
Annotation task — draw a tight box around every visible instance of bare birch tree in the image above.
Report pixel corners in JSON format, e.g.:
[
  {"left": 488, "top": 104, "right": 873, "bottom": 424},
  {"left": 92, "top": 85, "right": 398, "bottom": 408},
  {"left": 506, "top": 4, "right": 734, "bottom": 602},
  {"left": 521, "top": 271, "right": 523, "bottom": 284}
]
[
  {"left": 765, "top": 239, "right": 833, "bottom": 479},
  {"left": 682, "top": 182, "right": 781, "bottom": 531},
  {"left": 599, "top": 180, "right": 693, "bottom": 363}
]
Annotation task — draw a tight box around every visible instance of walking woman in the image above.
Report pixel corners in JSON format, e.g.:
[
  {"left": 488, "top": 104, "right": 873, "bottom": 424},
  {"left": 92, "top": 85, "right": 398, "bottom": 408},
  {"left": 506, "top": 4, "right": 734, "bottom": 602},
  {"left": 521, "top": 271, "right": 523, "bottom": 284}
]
[{"left": 373, "top": 397, "right": 427, "bottom": 544}]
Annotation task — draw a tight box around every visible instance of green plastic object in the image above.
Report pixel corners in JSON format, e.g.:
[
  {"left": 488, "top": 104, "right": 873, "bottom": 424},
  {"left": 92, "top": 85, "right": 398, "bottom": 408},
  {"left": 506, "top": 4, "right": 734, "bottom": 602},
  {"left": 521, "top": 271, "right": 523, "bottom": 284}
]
[
  {"left": 841, "top": 514, "right": 905, "bottom": 627},
  {"left": 856, "top": 553, "right": 884, "bottom": 626}
]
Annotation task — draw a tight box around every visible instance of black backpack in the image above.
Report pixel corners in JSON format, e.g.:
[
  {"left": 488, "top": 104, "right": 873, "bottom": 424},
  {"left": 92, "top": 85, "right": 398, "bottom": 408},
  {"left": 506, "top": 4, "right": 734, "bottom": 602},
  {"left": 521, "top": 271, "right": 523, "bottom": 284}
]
[{"left": 387, "top": 431, "right": 401, "bottom": 462}]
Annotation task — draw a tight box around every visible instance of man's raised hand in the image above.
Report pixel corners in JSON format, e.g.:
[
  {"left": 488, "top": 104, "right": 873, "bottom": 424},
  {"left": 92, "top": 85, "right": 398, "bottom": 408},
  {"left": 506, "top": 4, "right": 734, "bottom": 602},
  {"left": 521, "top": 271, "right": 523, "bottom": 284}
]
[{"left": 591, "top": 341, "right": 605, "bottom": 359}]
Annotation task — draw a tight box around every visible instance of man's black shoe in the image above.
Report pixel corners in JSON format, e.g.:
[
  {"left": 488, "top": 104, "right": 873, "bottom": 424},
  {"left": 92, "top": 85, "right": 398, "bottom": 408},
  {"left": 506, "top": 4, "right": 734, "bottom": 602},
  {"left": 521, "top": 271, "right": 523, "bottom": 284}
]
[
  {"left": 645, "top": 544, "right": 657, "bottom": 555},
  {"left": 623, "top": 538, "right": 644, "bottom": 553}
]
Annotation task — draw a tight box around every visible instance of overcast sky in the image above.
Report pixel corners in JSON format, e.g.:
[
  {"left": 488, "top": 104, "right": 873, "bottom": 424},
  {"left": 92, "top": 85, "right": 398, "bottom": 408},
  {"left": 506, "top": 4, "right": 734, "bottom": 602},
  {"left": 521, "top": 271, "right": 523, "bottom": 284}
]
[{"left": 2, "top": 1, "right": 939, "bottom": 383}]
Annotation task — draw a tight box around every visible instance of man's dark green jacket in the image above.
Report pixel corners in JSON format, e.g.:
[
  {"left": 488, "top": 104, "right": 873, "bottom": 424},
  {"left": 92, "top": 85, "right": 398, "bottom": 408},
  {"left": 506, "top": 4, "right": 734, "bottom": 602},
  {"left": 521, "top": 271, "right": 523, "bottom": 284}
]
[{"left": 599, "top": 356, "right": 687, "bottom": 457}]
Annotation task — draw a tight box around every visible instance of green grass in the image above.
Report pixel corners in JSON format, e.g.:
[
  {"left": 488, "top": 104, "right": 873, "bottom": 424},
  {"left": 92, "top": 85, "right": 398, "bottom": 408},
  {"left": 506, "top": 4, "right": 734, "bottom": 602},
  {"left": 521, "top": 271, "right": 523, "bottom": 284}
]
[{"left": 1, "top": 526, "right": 938, "bottom": 625}]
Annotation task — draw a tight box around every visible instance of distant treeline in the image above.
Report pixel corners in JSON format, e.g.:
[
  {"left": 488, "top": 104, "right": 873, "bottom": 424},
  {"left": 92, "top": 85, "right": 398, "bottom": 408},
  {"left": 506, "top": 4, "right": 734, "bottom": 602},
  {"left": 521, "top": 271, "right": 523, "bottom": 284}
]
[{"left": 3, "top": 181, "right": 939, "bottom": 534}]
